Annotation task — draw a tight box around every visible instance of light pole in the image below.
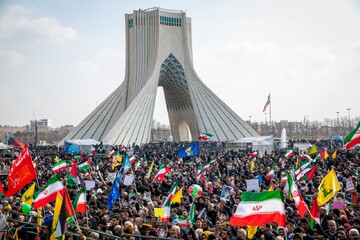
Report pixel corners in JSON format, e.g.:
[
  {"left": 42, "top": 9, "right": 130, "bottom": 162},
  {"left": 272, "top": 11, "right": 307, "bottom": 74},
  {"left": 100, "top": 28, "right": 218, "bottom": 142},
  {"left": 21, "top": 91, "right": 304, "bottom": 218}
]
[
  {"left": 347, "top": 108, "right": 351, "bottom": 131},
  {"left": 249, "top": 116, "right": 252, "bottom": 123},
  {"left": 336, "top": 112, "right": 340, "bottom": 136}
]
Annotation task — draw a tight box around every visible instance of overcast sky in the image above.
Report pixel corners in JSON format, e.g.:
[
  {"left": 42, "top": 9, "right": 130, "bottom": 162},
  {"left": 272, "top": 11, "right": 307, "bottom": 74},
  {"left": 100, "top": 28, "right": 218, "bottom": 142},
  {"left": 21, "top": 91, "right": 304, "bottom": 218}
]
[{"left": 1, "top": 0, "right": 360, "bottom": 128}]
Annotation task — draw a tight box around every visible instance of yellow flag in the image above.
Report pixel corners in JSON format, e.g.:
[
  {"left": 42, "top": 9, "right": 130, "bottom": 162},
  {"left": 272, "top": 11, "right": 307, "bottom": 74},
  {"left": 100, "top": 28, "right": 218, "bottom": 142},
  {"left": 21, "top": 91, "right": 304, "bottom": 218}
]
[
  {"left": 111, "top": 155, "right": 122, "bottom": 170},
  {"left": 146, "top": 160, "right": 154, "bottom": 179},
  {"left": 268, "top": 185, "right": 274, "bottom": 191},
  {"left": 295, "top": 157, "right": 299, "bottom": 169},
  {"left": 54, "top": 156, "right": 61, "bottom": 163},
  {"left": 317, "top": 168, "right": 341, "bottom": 206},
  {"left": 172, "top": 188, "right": 183, "bottom": 203},
  {"left": 37, "top": 208, "right": 42, "bottom": 233},
  {"left": 250, "top": 160, "right": 255, "bottom": 171},
  {"left": 332, "top": 151, "right": 337, "bottom": 159},
  {"left": 154, "top": 208, "right": 165, "bottom": 217},
  {"left": 51, "top": 192, "right": 63, "bottom": 240},
  {"left": 247, "top": 226, "right": 258, "bottom": 239},
  {"left": 307, "top": 145, "right": 318, "bottom": 155},
  {"left": 21, "top": 182, "right": 36, "bottom": 205}
]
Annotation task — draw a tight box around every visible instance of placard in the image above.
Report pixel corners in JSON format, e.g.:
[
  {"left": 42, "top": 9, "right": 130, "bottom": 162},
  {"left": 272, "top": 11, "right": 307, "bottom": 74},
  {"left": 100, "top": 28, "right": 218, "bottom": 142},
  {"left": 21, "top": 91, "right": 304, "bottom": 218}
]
[
  {"left": 124, "top": 175, "right": 135, "bottom": 186},
  {"left": 246, "top": 179, "right": 260, "bottom": 192}
]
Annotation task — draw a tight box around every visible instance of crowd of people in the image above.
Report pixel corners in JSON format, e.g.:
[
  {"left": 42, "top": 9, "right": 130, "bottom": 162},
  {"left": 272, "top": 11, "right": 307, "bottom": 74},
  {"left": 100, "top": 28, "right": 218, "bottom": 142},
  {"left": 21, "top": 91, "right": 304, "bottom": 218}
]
[{"left": 0, "top": 139, "right": 359, "bottom": 240}]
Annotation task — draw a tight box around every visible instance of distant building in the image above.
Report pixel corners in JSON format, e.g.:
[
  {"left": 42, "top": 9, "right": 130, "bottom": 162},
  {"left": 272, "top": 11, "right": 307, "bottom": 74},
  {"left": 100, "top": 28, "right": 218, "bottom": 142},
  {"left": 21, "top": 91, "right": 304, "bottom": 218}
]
[{"left": 29, "top": 119, "right": 52, "bottom": 132}]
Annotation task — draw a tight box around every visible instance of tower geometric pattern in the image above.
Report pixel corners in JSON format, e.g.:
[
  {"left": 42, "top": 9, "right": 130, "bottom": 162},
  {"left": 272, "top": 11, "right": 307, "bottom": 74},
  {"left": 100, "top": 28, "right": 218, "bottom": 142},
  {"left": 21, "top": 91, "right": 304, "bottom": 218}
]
[{"left": 60, "top": 7, "right": 259, "bottom": 146}]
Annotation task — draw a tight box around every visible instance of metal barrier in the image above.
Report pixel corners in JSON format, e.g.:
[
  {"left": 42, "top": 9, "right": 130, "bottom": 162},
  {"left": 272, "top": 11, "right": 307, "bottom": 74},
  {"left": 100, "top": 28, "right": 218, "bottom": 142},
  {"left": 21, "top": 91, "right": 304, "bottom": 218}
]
[{"left": 6, "top": 211, "right": 180, "bottom": 240}]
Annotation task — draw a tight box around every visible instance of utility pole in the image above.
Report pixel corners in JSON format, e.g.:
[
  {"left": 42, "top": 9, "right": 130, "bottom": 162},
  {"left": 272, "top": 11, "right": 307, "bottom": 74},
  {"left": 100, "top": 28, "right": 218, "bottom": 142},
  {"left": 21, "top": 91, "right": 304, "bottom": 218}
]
[{"left": 347, "top": 108, "right": 351, "bottom": 131}]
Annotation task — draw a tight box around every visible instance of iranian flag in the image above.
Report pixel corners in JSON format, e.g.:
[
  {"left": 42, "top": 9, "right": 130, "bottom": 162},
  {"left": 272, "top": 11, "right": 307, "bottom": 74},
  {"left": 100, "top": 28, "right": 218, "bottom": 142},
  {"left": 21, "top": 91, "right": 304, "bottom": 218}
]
[
  {"left": 265, "top": 167, "right": 275, "bottom": 180},
  {"left": 73, "top": 187, "right": 87, "bottom": 213},
  {"left": 294, "top": 160, "right": 310, "bottom": 177},
  {"left": 161, "top": 182, "right": 178, "bottom": 222},
  {"left": 230, "top": 191, "right": 286, "bottom": 227},
  {"left": 178, "top": 216, "right": 190, "bottom": 227},
  {"left": 197, "top": 135, "right": 209, "bottom": 141},
  {"left": 129, "top": 155, "right": 137, "bottom": 165},
  {"left": 287, "top": 173, "right": 308, "bottom": 217},
  {"left": 284, "top": 150, "right": 294, "bottom": 159},
  {"left": 78, "top": 158, "right": 91, "bottom": 171},
  {"left": 33, "top": 175, "right": 65, "bottom": 210},
  {"left": 152, "top": 164, "right": 171, "bottom": 183},
  {"left": 52, "top": 161, "right": 67, "bottom": 173},
  {"left": 249, "top": 152, "right": 258, "bottom": 158},
  {"left": 345, "top": 122, "right": 360, "bottom": 150},
  {"left": 203, "top": 132, "right": 214, "bottom": 137}
]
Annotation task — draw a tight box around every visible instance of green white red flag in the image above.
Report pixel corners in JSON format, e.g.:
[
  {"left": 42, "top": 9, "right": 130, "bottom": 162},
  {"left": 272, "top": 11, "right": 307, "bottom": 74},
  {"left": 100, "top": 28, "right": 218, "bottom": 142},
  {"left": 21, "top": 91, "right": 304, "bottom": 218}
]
[
  {"left": 52, "top": 160, "right": 67, "bottom": 173},
  {"left": 265, "top": 167, "right": 275, "bottom": 180},
  {"left": 287, "top": 173, "right": 308, "bottom": 217},
  {"left": 345, "top": 122, "right": 360, "bottom": 150},
  {"left": 73, "top": 186, "right": 87, "bottom": 213},
  {"left": 152, "top": 164, "right": 171, "bottom": 183},
  {"left": 161, "top": 182, "right": 178, "bottom": 222},
  {"left": 33, "top": 175, "right": 65, "bottom": 209},
  {"left": 284, "top": 150, "right": 294, "bottom": 159},
  {"left": 230, "top": 191, "right": 286, "bottom": 227}
]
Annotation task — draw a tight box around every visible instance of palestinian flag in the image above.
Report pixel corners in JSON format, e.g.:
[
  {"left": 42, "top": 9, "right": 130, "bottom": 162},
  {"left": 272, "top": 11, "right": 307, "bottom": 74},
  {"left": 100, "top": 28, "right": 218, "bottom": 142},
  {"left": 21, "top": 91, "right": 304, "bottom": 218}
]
[
  {"left": 345, "top": 121, "right": 360, "bottom": 150},
  {"left": 308, "top": 197, "right": 320, "bottom": 228},
  {"left": 67, "top": 161, "right": 80, "bottom": 187},
  {"left": 73, "top": 187, "right": 87, "bottom": 213},
  {"left": 299, "top": 165, "right": 317, "bottom": 183},
  {"left": 52, "top": 161, "right": 67, "bottom": 173},
  {"left": 161, "top": 182, "right": 178, "bottom": 222},
  {"left": 287, "top": 173, "right": 308, "bottom": 217},
  {"left": 230, "top": 191, "right": 286, "bottom": 227},
  {"left": 284, "top": 150, "right": 294, "bottom": 159},
  {"left": 78, "top": 158, "right": 91, "bottom": 171},
  {"left": 33, "top": 175, "right": 65, "bottom": 210},
  {"left": 152, "top": 164, "right": 171, "bottom": 183},
  {"left": 265, "top": 167, "right": 275, "bottom": 180}
]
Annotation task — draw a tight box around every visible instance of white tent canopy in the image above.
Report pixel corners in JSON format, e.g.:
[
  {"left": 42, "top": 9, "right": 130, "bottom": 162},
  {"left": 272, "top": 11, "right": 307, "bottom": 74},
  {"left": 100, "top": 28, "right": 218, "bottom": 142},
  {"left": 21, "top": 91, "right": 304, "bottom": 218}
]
[
  {"left": 0, "top": 142, "right": 10, "bottom": 150},
  {"left": 59, "top": 139, "right": 100, "bottom": 154},
  {"left": 232, "top": 136, "right": 274, "bottom": 157}
]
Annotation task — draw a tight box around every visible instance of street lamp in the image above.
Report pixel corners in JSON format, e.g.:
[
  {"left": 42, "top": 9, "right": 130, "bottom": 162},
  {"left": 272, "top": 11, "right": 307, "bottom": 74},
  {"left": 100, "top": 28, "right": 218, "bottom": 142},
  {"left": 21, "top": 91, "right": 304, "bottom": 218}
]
[
  {"left": 347, "top": 108, "right": 351, "bottom": 131},
  {"left": 336, "top": 112, "right": 340, "bottom": 136}
]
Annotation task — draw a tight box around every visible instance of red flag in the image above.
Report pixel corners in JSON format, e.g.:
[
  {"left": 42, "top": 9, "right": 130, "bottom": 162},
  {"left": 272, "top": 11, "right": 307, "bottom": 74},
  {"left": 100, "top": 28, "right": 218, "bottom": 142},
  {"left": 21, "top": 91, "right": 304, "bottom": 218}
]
[
  {"left": 13, "top": 140, "right": 23, "bottom": 147},
  {"left": 64, "top": 189, "right": 75, "bottom": 217},
  {"left": 0, "top": 182, "right": 4, "bottom": 195},
  {"left": 6, "top": 144, "right": 36, "bottom": 197}
]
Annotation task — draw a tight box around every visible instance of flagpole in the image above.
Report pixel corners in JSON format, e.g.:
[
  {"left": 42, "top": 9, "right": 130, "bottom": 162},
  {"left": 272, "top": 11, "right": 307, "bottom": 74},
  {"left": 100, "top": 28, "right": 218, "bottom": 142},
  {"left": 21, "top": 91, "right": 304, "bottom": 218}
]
[{"left": 269, "top": 92, "right": 272, "bottom": 136}]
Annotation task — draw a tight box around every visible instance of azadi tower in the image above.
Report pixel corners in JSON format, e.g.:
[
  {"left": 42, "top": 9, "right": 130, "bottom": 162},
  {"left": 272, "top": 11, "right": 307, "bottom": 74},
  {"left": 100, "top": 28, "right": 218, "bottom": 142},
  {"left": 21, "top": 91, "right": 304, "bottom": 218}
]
[{"left": 61, "top": 7, "right": 259, "bottom": 145}]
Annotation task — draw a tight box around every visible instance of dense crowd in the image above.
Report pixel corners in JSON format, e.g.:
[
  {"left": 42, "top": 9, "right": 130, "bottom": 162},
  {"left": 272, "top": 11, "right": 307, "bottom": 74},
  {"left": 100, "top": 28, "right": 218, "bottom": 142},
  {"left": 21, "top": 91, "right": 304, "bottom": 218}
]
[{"left": 0, "top": 139, "right": 359, "bottom": 240}]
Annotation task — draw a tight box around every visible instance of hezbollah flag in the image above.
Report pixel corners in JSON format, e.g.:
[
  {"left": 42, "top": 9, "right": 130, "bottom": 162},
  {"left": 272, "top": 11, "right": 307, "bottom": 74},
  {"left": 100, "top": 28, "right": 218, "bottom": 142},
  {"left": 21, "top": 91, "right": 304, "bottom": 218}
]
[
  {"left": 21, "top": 182, "right": 36, "bottom": 205},
  {"left": 307, "top": 145, "right": 318, "bottom": 155},
  {"left": 317, "top": 168, "right": 341, "bottom": 206}
]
